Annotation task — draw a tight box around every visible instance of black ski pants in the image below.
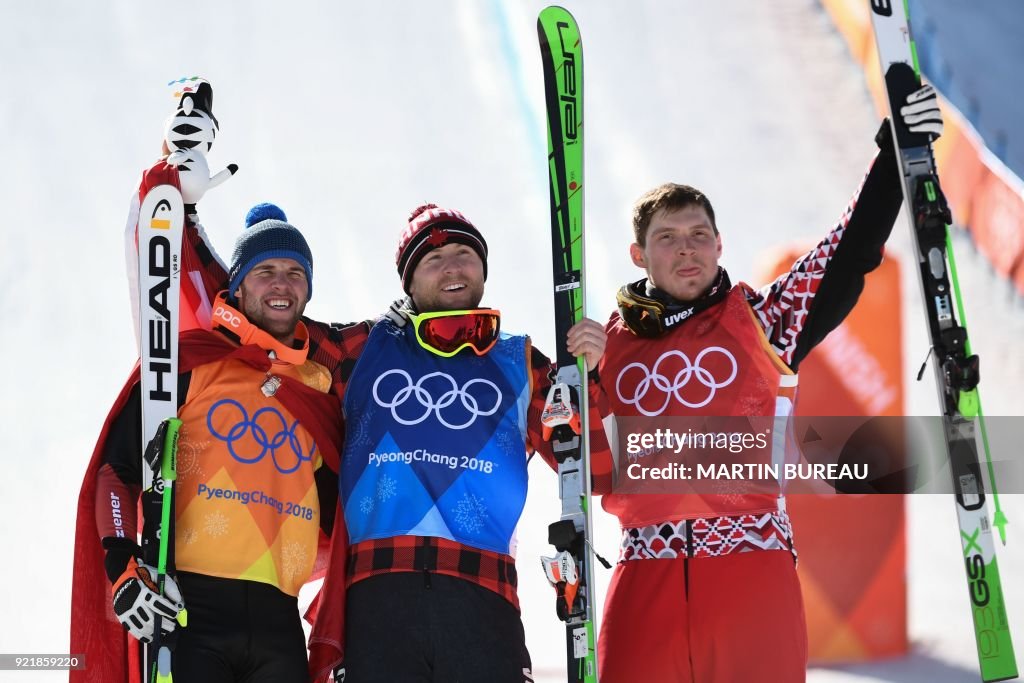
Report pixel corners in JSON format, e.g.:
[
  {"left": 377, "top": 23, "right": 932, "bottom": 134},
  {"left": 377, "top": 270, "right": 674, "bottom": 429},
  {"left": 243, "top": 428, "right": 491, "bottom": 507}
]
[
  {"left": 171, "top": 572, "right": 307, "bottom": 683},
  {"left": 341, "top": 572, "right": 533, "bottom": 682}
]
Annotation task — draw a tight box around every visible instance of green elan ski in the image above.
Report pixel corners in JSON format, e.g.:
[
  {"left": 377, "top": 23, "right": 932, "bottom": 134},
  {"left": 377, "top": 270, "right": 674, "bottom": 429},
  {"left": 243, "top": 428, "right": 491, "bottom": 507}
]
[{"left": 869, "top": 1, "right": 1017, "bottom": 680}]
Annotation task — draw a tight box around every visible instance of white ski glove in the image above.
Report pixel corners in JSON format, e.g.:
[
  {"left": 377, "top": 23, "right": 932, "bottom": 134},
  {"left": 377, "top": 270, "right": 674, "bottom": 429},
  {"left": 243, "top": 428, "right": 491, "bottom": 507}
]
[
  {"left": 384, "top": 296, "right": 414, "bottom": 328},
  {"left": 111, "top": 556, "right": 185, "bottom": 643},
  {"left": 900, "top": 83, "right": 943, "bottom": 138},
  {"left": 165, "top": 149, "right": 239, "bottom": 205}
]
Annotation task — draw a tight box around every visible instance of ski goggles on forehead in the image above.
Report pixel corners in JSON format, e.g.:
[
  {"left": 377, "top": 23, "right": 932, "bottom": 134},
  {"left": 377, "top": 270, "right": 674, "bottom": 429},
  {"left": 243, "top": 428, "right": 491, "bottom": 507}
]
[{"left": 409, "top": 309, "right": 501, "bottom": 358}]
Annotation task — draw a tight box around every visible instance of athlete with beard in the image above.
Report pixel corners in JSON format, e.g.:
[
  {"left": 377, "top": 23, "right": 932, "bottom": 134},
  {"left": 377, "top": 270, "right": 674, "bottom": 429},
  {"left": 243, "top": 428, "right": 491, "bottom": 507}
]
[
  {"left": 80, "top": 210, "right": 343, "bottom": 683},
  {"left": 596, "top": 86, "right": 943, "bottom": 682},
  {"left": 320, "top": 203, "right": 611, "bottom": 682}
]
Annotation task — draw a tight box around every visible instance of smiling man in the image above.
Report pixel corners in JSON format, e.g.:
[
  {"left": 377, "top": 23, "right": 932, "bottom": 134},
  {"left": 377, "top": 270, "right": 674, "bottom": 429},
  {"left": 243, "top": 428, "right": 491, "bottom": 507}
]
[
  {"left": 596, "top": 86, "right": 944, "bottom": 683},
  {"left": 76, "top": 207, "right": 343, "bottom": 683},
  {"left": 308, "top": 203, "right": 611, "bottom": 683},
  {"left": 231, "top": 257, "right": 310, "bottom": 344}
]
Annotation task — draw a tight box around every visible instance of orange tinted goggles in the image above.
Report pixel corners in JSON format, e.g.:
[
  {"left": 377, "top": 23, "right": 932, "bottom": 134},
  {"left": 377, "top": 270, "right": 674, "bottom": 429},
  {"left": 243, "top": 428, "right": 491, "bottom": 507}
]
[{"left": 409, "top": 309, "right": 501, "bottom": 358}]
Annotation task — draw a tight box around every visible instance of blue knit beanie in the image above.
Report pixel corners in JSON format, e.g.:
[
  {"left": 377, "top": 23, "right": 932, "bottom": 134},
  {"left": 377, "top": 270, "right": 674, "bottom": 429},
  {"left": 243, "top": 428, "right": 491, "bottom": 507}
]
[{"left": 228, "top": 203, "right": 313, "bottom": 301}]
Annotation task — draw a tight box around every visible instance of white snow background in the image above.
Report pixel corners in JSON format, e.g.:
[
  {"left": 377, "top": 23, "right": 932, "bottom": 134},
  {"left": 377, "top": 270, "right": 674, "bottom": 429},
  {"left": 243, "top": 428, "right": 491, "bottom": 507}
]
[{"left": 2, "top": 1, "right": 1022, "bottom": 681}]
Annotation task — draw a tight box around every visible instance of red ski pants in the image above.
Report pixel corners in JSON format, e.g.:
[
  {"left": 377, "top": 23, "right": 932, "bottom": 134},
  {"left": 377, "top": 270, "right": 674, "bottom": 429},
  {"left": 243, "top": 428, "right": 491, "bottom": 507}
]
[{"left": 598, "top": 549, "right": 807, "bottom": 682}]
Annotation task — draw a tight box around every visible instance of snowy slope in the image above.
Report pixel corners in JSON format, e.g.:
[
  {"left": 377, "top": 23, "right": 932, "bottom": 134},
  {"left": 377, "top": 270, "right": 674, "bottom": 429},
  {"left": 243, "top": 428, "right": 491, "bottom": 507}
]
[{"left": 1, "top": 1, "right": 1020, "bottom": 681}]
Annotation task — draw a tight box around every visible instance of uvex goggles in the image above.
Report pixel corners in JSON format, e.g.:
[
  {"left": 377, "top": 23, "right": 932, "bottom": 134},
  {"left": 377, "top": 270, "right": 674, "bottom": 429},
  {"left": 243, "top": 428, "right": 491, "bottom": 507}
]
[
  {"left": 409, "top": 309, "right": 501, "bottom": 358},
  {"left": 616, "top": 285, "right": 672, "bottom": 338},
  {"left": 616, "top": 269, "right": 731, "bottom": 338}
]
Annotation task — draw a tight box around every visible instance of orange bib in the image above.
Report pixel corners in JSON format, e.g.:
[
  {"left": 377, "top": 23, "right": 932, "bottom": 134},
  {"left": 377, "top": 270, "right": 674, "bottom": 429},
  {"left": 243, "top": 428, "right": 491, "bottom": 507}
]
[{"left": 173, "top": 354, "right": 330, "bottom": 596}]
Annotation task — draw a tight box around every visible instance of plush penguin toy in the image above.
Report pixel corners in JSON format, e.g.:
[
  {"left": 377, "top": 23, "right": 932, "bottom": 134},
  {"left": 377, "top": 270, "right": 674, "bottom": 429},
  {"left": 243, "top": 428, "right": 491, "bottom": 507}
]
[{"left": 164, "top": 78, "right": 238, "bottom": 204}]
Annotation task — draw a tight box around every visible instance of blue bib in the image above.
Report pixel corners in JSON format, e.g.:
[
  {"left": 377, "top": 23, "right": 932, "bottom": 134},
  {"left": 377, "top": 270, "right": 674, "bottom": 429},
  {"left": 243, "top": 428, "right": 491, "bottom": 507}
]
[{"left": 342, "top": 318, "right": 531, "bottom": 555}]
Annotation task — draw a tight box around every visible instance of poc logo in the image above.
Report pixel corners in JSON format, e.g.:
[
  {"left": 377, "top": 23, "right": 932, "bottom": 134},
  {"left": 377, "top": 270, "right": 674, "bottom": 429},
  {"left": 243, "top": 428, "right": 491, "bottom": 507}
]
[
  {"left": 870, "top": 0, "right": 892, "bottom": 16},
  {"left": 213, "top": 305, "right": 243, "bottom": 329}
]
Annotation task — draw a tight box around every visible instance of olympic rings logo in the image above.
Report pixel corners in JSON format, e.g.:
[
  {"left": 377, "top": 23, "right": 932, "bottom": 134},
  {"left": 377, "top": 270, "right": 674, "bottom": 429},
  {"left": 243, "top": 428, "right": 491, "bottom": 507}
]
[
  {"left": 615, "top": 347, "right": 738, "bottom": 416},
  {"left": 207, "top": 399, "right": 315, "bottom": 474},
  {"left": 372, "top": 369, "right": 502, "bottom": 430}
]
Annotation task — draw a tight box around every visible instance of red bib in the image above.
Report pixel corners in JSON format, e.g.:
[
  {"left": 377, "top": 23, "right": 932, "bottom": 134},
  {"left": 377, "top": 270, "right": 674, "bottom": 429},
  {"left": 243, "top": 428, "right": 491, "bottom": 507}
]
[{"left": 601, "top": 286, "right": 798, "bottom": 525}]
